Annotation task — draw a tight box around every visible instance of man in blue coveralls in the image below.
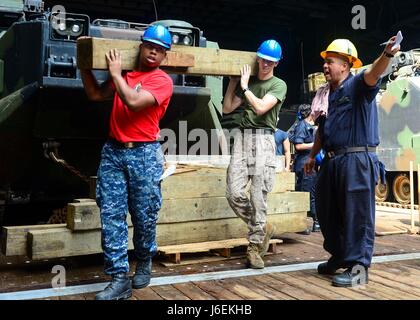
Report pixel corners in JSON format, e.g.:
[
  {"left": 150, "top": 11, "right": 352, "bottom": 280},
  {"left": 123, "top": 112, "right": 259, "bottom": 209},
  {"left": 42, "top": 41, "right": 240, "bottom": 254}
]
[{"left": 304, "top": 36, "right": 400, "bottom": 287}]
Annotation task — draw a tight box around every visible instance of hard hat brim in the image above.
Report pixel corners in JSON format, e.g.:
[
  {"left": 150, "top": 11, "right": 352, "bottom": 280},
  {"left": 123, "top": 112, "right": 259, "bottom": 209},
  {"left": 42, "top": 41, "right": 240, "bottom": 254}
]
[
  {"left": 142, "top": 38, "right": 171, "bottom": 50},
  {"left": 257, "top": 52, "right": 280, "bottom": 62},
  {"left": 320, "top": 51, "right": 363, "bottom": 68}
]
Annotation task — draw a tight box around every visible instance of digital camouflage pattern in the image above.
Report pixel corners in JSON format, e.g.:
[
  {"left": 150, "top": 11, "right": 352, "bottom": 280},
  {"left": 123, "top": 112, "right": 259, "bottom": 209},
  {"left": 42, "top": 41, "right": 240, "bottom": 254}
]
[{"left": 96, "top": 141, "right": 163, "bottom": 275}]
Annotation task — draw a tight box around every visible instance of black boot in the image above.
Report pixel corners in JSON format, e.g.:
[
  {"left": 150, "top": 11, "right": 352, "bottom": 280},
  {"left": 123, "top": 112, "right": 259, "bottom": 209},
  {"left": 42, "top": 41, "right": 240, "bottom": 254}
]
[
  {"left": 312, "top": 220, "right": 321, "bottom": 232},
  {"left": 132, "top": 258, "right": 152, "bottom": 289},
  {"left": 317, "top": 262, "right": 338, "bottom": 275},
  {"left": 332, "top": 265, "right": 369, "bottom": 287},
  {"left": 95, "top": 273, "right": 132, "bottom": 300}
]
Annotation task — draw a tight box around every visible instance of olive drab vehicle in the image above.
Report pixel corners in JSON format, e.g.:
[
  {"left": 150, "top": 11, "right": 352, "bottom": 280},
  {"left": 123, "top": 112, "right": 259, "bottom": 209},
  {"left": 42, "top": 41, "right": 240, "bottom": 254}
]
[
  {"left": 307, "top": 49, "right": 420, "bottom": 204},
  {"left": 375, "top": 49, "right": 420, "bottom": 204},
  {"left": 0, "top": 0, "right": 224, "bottom": 226}
]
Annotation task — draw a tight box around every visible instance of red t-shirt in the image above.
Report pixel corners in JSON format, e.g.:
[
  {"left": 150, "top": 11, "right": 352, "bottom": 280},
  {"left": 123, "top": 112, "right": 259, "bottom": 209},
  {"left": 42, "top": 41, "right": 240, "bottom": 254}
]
[{"left": 109, "top": 69, "right": 173, "bottom": 142}]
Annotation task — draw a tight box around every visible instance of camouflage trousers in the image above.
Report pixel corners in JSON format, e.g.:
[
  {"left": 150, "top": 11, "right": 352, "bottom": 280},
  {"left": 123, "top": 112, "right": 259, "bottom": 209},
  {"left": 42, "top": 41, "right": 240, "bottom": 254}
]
[
  {"left": 96, "top": 141, "right": 164, "bottom": 275},
  {"left": 226, "top": 131, "right": 277, "bottom": 244}
]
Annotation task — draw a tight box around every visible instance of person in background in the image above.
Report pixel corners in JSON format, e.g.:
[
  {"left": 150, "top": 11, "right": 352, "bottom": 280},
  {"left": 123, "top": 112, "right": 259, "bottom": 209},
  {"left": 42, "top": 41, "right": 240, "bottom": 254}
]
[
  {"left": 289, "top": 104, "right": 320, "bottom": 233},
  {"left": 274, "top": 124, "right": 291, "bottom": 171}
]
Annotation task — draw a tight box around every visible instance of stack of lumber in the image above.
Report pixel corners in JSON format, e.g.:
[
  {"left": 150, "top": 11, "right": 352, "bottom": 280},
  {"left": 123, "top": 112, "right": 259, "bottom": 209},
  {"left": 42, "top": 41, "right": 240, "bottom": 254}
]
[{"left": 1, "top": 166, "right": 308, "bottom": 260}]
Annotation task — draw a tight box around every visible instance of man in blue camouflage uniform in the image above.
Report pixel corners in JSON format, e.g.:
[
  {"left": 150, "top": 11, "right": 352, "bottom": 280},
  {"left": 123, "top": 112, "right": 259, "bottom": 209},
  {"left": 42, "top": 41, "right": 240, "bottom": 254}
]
[
  {"left": 80, "top": 25, "right": 173, "bottom": 300},
  {"left": 96, "top": 142, "right": 164, "bottom": 278},
  {"left": 305, "top": 36, "right": 400, "bottom": 287}
]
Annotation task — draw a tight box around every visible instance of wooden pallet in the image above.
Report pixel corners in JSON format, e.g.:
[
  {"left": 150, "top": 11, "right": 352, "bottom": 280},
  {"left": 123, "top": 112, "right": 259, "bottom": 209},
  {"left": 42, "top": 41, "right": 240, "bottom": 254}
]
[
  {"left": 375, "top": 202, "right": 419, "bottom": 236},
  {"left": 158, "top": 238, "right": 283, "bottom": 265}
]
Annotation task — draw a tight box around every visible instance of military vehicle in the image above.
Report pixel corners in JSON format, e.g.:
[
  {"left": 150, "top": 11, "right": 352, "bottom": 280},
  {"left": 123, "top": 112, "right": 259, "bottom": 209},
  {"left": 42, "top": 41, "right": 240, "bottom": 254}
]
[
  {"left": 307, "top": 49, "right": 420, "bottom": 204},
  {"left": 375, "top": 49, "right": 420, "bottom": 204},
  {"left": 0, "top": 0, "right": 224, "bottom": 226}
]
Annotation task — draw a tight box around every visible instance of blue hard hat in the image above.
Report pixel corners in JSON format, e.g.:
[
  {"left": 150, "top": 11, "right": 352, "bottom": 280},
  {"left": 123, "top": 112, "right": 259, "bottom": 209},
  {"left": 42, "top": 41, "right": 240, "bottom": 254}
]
[
  {"left": 142, "top": 24, "right": 171, "bottom": 49},
  {"left": 257, "top": 39, "right": 282, "bottom": 62}
]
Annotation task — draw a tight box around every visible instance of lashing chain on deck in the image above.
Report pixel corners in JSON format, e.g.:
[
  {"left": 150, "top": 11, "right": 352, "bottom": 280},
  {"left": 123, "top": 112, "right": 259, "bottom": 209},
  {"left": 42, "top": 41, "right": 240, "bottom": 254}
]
[
  {"left": 43, "top": 141, "right": 90, "bottom": 184},
  {"left": 48, "top": 151, "right": 90, "bottom": 184}
]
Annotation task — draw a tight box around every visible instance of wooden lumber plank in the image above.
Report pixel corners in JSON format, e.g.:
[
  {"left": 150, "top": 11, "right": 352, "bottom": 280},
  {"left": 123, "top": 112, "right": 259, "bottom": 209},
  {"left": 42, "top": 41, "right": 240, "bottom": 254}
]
[
  {"left": 156, "top": 212, "right": 307, "bottom": 246},
  {"left": 28, "top": 212, "right": 305, "bottom": 260},
  {"left": 1, "top": 224, "right": 66, "bottom": 256},
  {"left": 172, "top": 282, "right": 217, "bottom": 300},
  {"left": 159, "top": 253, "right": 242, "bottom": 267},
  {"left": 66, "top": 191, "right": 307, "bottom": 230},
  {"left": 165, "top": 45, "right": 258, "bottom": 76},
  {"left": 150, "top": 285, "right": 191, "bottom": 300},
  {"left": 27, "top": 227, "right": 134, "bottom": 260},
  {"left": 158, "top": 239, "right": 281, "bottom": 264},
  {"left": 168, "top": 253, "right": 181, "bottom": 264},
  {"left": 159, "top": 192, "right": 309, "bottom": 224},
  {"left": 375, "top": 229, "right": 408, "bottom": 236},
  {"left": 66, "top": 201, "right": 132, "bottom": 231},
  {"left": 268, "top": 240, "right": 283, "bottom": 254},
  {"left": 67, "top": 201, "right": 99, "bottom": 231},
  {"left": 77, "top": 37, "right": 258, "bottom": 76},
  {"left": 158, "top": 238, "right": 282, "bottom": 254},
  {"left": 162, "top": 171, "right": 295, "bottom": 199},
  {"left": 77, "top": 37, "right": 195, "bottom": 70},
  {"left": 213, "top": 247, "right": 231, "bottom": 258}
]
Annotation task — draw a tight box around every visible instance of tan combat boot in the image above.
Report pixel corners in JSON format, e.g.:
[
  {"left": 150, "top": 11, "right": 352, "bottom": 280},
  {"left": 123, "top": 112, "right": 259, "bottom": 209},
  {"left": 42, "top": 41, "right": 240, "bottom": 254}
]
[
  {"left": 247, "top": 243, "right": 264, "bottom": 269},
  {"left": 259, "top": 223, "right": 276, "bottom": 258}
]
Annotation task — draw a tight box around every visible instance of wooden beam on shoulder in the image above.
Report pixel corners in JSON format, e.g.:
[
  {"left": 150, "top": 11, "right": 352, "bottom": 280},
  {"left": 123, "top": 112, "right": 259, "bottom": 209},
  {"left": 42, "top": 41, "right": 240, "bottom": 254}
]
[{"left": 77, "top": 37, "right": 258, "bottom": 76}]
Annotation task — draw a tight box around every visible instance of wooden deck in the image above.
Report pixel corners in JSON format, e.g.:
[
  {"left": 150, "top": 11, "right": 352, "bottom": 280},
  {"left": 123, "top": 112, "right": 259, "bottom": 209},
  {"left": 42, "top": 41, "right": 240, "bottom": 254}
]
[
  {"left": 44, "top": 259, "right": 420, "bottom": 300},
  {"left": 1, "top": 229, "right": 420, "bottom": 294},
  {"left": 1, "top": 211, "right": 419, "bottom": 301}
]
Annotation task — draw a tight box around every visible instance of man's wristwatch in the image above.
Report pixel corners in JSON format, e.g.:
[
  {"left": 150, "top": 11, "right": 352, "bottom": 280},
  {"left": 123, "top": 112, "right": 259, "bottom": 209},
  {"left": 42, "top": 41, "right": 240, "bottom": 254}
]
[
  {"left": 242, "top": 87, "right": 250, "bottom": 94},
  {"left": 383, "top": 51, "right": 394, "bottom": 58}
]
